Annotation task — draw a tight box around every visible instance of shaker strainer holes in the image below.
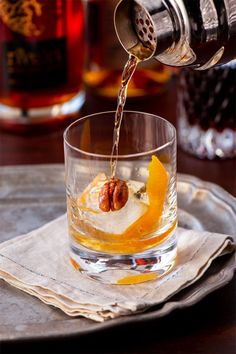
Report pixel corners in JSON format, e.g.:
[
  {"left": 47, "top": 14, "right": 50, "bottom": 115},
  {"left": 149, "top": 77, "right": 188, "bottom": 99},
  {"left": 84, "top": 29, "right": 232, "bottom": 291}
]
[
  {"left": 139, "top": 30, "right": 144, "bottom": 37},
  {"left": 146, "top": 40, "right": 152, "bottom": 47},
  {"left": 132, "top": 2, "right": 156, "bottom": 50}
]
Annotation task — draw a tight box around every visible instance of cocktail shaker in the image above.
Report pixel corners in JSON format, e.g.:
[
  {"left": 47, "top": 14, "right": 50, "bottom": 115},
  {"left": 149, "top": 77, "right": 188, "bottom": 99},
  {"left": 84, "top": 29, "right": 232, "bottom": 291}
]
[{"left": 114, "top": 0, "right": 236, "bottom": 69}]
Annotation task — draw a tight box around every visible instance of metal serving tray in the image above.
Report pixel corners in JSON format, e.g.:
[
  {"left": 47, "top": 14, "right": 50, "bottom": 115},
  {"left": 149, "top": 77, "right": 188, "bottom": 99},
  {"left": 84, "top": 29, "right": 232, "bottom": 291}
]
[{"left": 0, "top": 165, "right": 235, "bottom": 342}]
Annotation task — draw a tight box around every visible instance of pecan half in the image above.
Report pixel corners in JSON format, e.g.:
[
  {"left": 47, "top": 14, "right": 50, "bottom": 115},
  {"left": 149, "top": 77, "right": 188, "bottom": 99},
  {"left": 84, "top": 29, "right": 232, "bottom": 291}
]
[{"left": 98, "top": 178, "right": 129, "bottom": 212}]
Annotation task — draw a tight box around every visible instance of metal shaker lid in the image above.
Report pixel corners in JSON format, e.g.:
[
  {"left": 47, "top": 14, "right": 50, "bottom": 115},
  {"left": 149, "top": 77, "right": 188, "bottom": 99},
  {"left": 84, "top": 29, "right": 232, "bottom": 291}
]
[{"left": 114, "top": 0, "right": 157, "bottom": 60}]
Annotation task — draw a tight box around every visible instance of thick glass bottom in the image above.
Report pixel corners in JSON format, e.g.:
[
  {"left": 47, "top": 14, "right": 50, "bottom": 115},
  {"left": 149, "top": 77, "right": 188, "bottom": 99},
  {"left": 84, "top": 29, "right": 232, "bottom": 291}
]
[{"left": 69, "top": 229, "right": 177, "bottom": 285}]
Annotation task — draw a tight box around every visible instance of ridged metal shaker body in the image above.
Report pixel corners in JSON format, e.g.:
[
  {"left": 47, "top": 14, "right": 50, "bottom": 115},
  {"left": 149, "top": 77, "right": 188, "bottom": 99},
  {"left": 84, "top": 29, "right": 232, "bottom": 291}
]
[{"left": 114, "top": 0, "right": 236, "bottom": 69}]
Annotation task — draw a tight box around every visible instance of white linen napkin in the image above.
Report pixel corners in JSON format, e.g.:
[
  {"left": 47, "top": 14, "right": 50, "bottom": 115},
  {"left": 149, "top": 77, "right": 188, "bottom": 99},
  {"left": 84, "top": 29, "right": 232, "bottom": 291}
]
[{"left": 0, "top": 214, "right": 234, "bottom": 322}]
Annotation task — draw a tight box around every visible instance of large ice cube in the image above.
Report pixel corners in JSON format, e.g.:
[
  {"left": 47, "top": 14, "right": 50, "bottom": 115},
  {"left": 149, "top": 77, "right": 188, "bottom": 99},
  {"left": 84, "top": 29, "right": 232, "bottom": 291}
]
[{"left": 77, "top": 173, "right": 148, "bottom": 235}]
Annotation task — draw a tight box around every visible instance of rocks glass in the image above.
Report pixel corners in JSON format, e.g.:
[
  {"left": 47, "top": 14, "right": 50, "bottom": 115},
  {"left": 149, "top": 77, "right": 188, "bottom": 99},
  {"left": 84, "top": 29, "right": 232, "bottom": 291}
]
[{"left": 64, "top": 111, "right": 177, "bottom": 284}]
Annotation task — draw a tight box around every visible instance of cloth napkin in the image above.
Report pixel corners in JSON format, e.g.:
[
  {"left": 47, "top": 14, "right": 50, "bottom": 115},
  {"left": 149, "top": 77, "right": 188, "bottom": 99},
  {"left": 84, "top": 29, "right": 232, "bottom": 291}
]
[{"left": 0, "top": 214, "right": 234, "bottom": 322}]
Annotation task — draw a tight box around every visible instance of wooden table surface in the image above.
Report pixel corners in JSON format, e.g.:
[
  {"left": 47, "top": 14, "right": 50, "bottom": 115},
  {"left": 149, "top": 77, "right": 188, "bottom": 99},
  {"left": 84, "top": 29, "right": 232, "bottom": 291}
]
[{"left": 0, "top": 81, "right": 235, "bottom": 354}]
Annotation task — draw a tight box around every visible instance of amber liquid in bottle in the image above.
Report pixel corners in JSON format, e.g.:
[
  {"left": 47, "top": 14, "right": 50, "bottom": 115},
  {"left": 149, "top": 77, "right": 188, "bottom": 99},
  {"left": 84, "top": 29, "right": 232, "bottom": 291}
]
[{"left": 0, "top": 0, "right": 84, "bottom": 130}]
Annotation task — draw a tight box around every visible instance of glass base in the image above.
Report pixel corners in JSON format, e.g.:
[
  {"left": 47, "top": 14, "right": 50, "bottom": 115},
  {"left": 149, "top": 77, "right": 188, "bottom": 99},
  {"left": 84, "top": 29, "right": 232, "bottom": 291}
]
[
  {"left": 69, "top": 230, "right": 177, "bottom": 285},
  {"left": 178, "top": 116, "right": 236, "bottom": 159},
  {"left": 0, "top": 92, "right": 85, "bottom": 132}
]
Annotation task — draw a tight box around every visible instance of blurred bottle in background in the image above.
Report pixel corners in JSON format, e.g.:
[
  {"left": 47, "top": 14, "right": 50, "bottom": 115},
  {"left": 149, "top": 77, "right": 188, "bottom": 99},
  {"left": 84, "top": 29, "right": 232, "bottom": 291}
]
[
  {"left": 0, "top": 0, "right": 84, "bottom": 132},
  {"left": 177, "top": 61, "right": 236, "bottom": 159},
  {"left": 82, "top": 0, "right": 172, "bottom": 100}
]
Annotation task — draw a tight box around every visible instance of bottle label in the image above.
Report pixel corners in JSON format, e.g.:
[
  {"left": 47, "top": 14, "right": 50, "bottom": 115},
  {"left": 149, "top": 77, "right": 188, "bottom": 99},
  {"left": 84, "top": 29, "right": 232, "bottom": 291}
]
[{"left": 2, "top": 38, "right": 67, "bottom": 91}]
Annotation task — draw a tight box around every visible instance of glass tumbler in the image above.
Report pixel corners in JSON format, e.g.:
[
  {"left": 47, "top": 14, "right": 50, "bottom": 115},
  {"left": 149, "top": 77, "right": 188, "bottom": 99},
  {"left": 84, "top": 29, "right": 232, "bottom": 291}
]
[{"left": 64, "top": 111, "right": 177, "bottom": 284}]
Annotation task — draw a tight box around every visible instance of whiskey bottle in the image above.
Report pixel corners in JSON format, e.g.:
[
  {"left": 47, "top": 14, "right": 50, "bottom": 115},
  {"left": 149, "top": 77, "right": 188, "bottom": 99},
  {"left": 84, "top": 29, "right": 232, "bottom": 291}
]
[{"left": 0, "top": 0, "right": 84, "bottom": 132}]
